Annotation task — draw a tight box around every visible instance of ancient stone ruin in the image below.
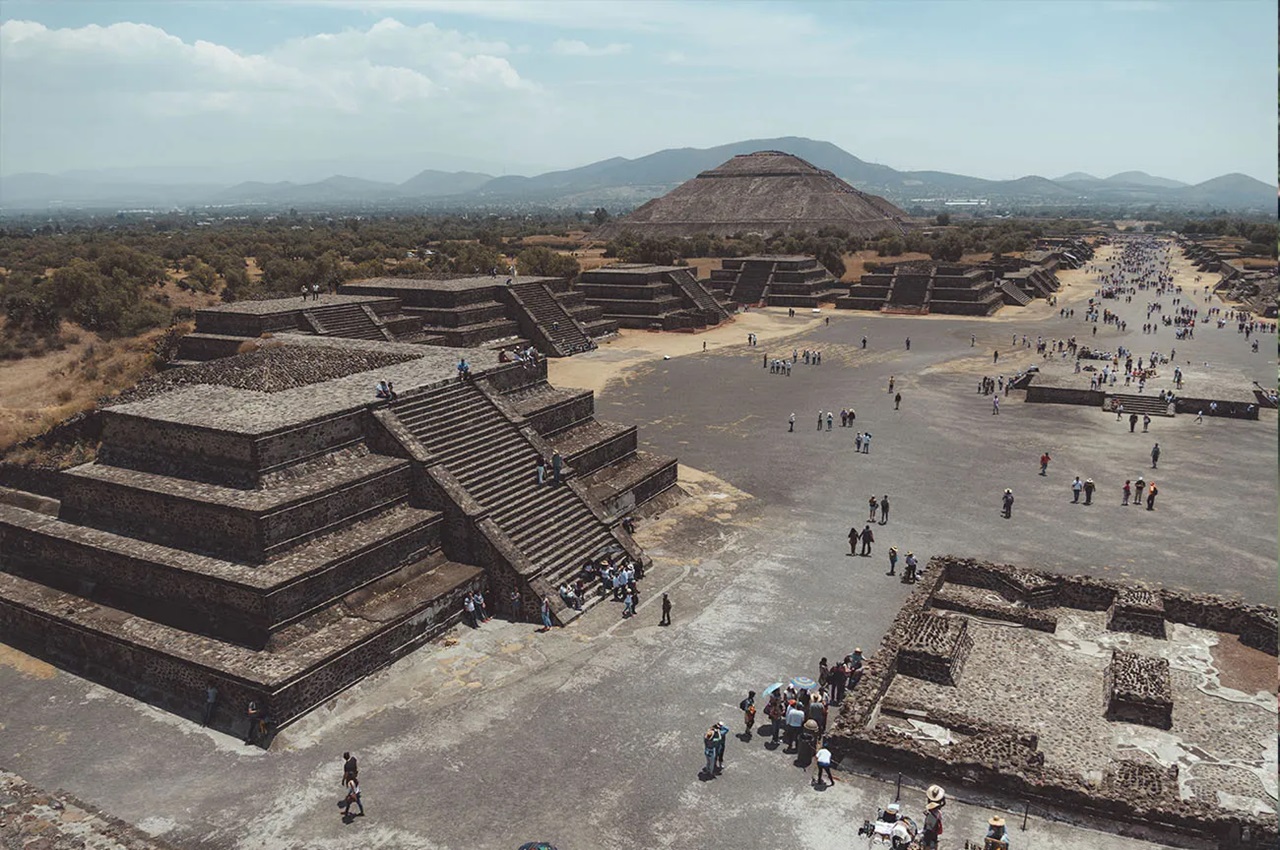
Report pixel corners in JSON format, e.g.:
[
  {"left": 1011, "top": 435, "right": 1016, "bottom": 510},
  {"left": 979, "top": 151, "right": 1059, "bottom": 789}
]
[
  {"left": 1107, "top": 586, "right": 1167, "bottom": 638},
  {"left": 177, "top": 275, "right": 616, "bottom": 365},
  {"left": 1103, "top": 650, "right": 1173, "bottom": 729},
  {"left": 704, "top": 255, "right": 844, "bottom": 308},
  {"left": 595, "top": 150, "right": 908, "bottom": 240},
  {"left": 826, "top": 556, "right": 1278, "bottom": 850},
  {"left": 896, "top": 612, "right": 973, "bottom": 686},
  {"left": 836, "top": 255, "right": 1063, "bottom": 316},
  {"left": 0, "top": 336, "right": 676, "bottom": 741},
  {"left": 575, "top": 264, "right": 731, "bottom": 330}
]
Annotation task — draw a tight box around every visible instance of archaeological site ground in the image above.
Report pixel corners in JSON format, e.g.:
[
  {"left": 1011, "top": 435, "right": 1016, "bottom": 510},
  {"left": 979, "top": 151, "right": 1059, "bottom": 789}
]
[{"left": 0, "top": 211, "right": 1275, "bottom": 850}]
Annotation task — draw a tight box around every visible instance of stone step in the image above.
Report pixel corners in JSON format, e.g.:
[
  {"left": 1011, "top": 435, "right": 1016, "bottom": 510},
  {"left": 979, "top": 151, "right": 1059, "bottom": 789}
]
[
  {"left": 0, "top": 557, "right": 483, "bottom": 739},
  {"left": 387, "top": 382, "right": 615, "bottom": 583},
  {"left": 60, "top": 454, "right": 413, "bottom": 563},
  {"left": 0, "top": 501, "right": 444, "bottom": 647}
]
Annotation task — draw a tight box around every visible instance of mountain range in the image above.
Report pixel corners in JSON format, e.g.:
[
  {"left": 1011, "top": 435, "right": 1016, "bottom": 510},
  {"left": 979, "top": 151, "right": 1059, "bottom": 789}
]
[{"left": 1, "top": 137, "right": 1272, "bottom": 213}]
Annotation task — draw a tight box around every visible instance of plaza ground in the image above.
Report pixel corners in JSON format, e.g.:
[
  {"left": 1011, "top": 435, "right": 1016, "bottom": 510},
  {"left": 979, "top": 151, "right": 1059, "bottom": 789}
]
[{"left": 0, "top": 243, "right": 1274, "bottom": 850}]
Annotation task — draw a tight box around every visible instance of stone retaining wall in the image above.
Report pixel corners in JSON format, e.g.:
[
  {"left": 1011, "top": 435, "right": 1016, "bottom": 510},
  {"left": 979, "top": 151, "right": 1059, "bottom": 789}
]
[{"left": 824, "top": 556, "right": 1277, "bottom": 849}]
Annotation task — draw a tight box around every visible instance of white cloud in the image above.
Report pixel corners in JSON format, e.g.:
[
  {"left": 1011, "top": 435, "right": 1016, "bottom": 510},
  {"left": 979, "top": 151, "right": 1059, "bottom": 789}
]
[
  {"left": 0, "top": 17, "right": 543, "bottom": 173},
  {"left": 550, "top": 39, "right": 630, "bottom": 57}
]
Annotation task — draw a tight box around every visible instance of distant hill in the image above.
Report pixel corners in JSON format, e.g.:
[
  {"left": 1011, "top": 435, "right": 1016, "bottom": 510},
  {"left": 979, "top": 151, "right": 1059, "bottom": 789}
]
[
  {"left": 1, "top": 138, "right": 1271, "bottom": 212},
  {"left": 1103, "top": 171, "right": 1188, "bottom": 189},
  {"left": 399, "top": 169, "right": 493, "bottom": 197}
]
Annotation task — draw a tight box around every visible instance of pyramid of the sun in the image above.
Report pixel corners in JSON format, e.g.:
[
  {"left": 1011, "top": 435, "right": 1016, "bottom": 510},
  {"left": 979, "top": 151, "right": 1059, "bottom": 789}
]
[{"left": 597, "top": 151, "right": 909, "bottom": 239}]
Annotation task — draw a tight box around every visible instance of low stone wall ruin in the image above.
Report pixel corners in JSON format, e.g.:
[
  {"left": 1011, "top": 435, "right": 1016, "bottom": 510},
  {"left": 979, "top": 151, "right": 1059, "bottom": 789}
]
[{"left": 825, "top": 555, "right": 1277, "bottom": 850}]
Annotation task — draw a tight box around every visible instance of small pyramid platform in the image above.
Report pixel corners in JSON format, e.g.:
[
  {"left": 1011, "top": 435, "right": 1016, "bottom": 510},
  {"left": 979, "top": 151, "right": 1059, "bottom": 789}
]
[
  {"left": 706, "top": 255, "right": 844, "bottom": 308},
  {"left": 596, "top": 151, "right": 908, "bottom": 239}
]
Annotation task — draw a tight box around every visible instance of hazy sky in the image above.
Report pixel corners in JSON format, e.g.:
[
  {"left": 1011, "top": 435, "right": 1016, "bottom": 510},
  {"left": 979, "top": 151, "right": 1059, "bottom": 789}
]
[{"left": 1, "top": 0, "right": 1275, "bottom": 183}]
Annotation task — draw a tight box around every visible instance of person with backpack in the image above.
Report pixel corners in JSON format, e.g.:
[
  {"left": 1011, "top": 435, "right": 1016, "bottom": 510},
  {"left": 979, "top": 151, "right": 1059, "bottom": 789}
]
[{"left": 740, "top": 691, "right": 757, "bottom": 739}]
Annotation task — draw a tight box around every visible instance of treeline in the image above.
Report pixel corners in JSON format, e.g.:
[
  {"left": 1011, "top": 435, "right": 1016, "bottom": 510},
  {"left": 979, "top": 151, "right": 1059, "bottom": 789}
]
[
  {"left": 603, "top": 217, "right": 1093, "bottom": 277},
  {"left": 0, "top": 213, "right": 587, "bottom": 355}
]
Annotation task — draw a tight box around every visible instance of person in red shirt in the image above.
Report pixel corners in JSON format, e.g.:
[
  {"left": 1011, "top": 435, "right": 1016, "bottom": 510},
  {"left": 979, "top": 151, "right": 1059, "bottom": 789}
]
[{"left": 1039, "top": 452, "right": 1051, "bottom": 476}]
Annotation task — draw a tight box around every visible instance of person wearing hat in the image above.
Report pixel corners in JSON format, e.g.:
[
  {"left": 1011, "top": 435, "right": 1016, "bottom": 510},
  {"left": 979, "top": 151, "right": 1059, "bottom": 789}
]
[
  {"left": 985, "top": 815, "right": 1010, "bottom": 848},
  {"left": 921, "top": 799, "right": 943, "bottom": 848},
  {"left": 1002, "top": 488, "right": 1014, "bottom": 518}
]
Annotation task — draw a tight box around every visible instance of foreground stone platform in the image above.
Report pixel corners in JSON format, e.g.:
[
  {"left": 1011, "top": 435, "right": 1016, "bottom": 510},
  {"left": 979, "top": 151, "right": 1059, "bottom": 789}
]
[
  {"left": 828, "top": 556, "right": 1277, "bottom": 850},
  {"left": 0, "top": 337, "right": 676, "bottom": 742}
]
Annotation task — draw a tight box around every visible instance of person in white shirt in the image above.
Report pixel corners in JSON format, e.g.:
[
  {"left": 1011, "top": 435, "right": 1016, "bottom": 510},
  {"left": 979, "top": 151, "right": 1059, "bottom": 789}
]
[{"left": 814, "top": 743, "right": 834, "bottom": 786}]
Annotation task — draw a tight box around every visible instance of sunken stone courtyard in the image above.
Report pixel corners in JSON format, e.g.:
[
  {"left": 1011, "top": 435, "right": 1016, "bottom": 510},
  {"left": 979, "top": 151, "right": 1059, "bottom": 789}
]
[{"left": 0, "top": 235, "right": 1275, "bottom": 850}]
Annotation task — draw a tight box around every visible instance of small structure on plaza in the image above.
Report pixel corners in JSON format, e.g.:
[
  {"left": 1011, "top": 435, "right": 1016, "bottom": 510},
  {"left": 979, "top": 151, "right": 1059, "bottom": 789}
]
[
  {"left": 836, "top": 254, "right": 1064, "bottom": 315},
  {"left": 1104, "top": 650, "right": 1174, "bottom": 729},
  {"left": 704, "top": 255, "right": 844, "bottom": 308},
  {"left": 827, "top": 556, "right": 1277, "bottom": 850},
  {"left": 575, "top": 263, "right": 731, "bottom": 330},
  {"left": 595, "top": 150, "right": 908, "bottom": 240},
  {"left": 176, "top": 276, "right": 617, "bottom": 365},
  {"left": 0, "top": 336, "right": 676, "bottom": 742}
]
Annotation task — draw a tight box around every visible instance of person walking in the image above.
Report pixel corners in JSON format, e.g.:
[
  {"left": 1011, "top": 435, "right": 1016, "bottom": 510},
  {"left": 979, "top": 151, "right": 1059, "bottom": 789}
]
[
  {"left": 992, "top": 395, "right": 1000, "bottom": 415},
  {"left": 847, "top": 524, "right": 859, "bottom": 556},
  {"left": 888, "top": 376, "right": 895, "bottom": 393},
  {"left": 855, "top": 432, "right": 863, "bottom": 452},
  {"left": 894, "top": 392, "right": 902, "bottom": 410},
  {"left": 1002, "top": 488, "right": 1014, "bottom": 518},
  {"left": 341, "top": 775, "right": 364, "bottom": 819},
  {"left": 1129, "top": 413, "right": 1138, "bottom": 432},
  {"left": 859, "top": 524, "right": 875, "bottom": 556},
  {"left": 1122, "top": 480, "right": 1131, "bottom": 505},
  {"left": 552, "top": 451, "right": 564, "bottom": 483},
  {"left": 1039, "top": 452, "right": 1051, "bottom": 475},
  {"left": 740, "top": 691, "right": 757, "bottom": 739},
  {"left": 826, "top": 411, "right": 833, "bottom": 431},
  {"left": 789, "top": 412, "right": 795, "bottom": 432},
  {"left": 1146, "top": 482, "right": 1158, "bottom": 510},
  {"left": 904, "top": 337, "right": 911, "bottom": 351},
  {"left": 1151, "top": 442, "right": 1160, "bottom": 469},
  {"left": 879, "top": 495, "right": 890, "bottom": 524},
  {"left": 1142, "top": 414, "right": 1151, "bottom": 432},
  {"left": 1071, "top": 476, "right": 1083, "bottom": 503},
  {"left": 813, "top": 742, "right": 835, "bottom": 787},
  {"left": 1083, "top": 478, "right": 1095, "bottom": 505},
  {"left": 868, "top": 495, "right": 879, "bottom": 522},
  {"left": 887, "top": 546, "right": 899, "bottom": 576},
  {"left": 862, "top": 432, "right": 871, "bottom": 454},
  {"left": 660, "top": 592, "right": 672, "bottom": 626},
  {"left": 861, "top": 336, "right": 867, "bottom": 349}
]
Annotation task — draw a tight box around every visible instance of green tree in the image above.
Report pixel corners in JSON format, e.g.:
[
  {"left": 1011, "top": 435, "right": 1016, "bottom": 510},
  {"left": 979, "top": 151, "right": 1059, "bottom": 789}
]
[
  {"left": 593, "top": 208, "right": 611, "bottom": 224},
  {"left": 517, "top": 246, "right": 580, "bottom": 279}
]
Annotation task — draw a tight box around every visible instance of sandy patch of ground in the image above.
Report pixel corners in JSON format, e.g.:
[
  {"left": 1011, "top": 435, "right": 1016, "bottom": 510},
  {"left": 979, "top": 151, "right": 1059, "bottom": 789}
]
[{"left": 547, "top": 309, "right": 823, "bottom": 394}]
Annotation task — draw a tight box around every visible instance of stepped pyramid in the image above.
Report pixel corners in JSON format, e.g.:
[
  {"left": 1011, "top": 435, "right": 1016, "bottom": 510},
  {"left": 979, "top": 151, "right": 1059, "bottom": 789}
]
[
  {"left": 597, "top": 151, "right": 908, "bottom": 239},
  {"left": 0, "top": 337, "right": 675, "bottom": 742}
]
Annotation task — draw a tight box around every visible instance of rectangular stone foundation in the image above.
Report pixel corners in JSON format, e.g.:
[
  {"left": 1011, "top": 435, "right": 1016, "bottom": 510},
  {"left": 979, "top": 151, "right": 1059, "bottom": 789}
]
[
  {"left": 1108, "top": 587, "right": 1167, "bottom": 638},
  {"left": 1104, "top": 650, "right": 1173, "bottom": 729},
  {"left": 897, "top": 612, "right": 973, "bottom": 685}
]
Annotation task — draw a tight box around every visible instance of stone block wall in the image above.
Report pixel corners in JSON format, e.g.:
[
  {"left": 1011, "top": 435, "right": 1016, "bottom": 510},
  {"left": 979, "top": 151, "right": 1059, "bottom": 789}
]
[
  {"left": 1104, "top": 650, "right": 1173, "bottom": 729},
  {"left": 1107, "top": 587, "right": 1167, "bottom": 638},
  {"left": 896, "top": 612, "right": 974, "bottom": 685},
  {"left": 1025, "top": 385, "right": 1109, "bottom": 407},
  {"left": 522, "top": 392, "right": 594, "bottom": 436}
]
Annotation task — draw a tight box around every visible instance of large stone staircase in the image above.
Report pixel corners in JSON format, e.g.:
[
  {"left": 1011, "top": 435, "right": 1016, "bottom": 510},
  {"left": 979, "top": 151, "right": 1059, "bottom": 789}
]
[
  {"left": 1105, "top": 393, "right": 1175, "bottom": 417},
  {"left": 999, "top": 280, "right": 1034, "bottom": 306},
  {"left": 670, "top": 269, "right": 731, "bottom": 322},
  {"left": 730, "top": 260, "right": 774, "bottom": 305},
  {"left": 303, "top": 303, "right": 389, "bottom": 341},
  {"left": 386, "top": 381, "right": 619, "bottom": 593},
  {"left": 506, "top": 281, "right": 594, "bottom": 356}
]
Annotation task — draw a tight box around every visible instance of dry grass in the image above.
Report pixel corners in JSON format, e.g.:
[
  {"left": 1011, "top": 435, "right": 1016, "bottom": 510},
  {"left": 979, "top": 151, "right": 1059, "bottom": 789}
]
[
  {"left": 0, "top": 324, "right": 183, "bottom": 452},
  {"left": 245, "top": 256, "right": 264, "bottom": 283}
]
